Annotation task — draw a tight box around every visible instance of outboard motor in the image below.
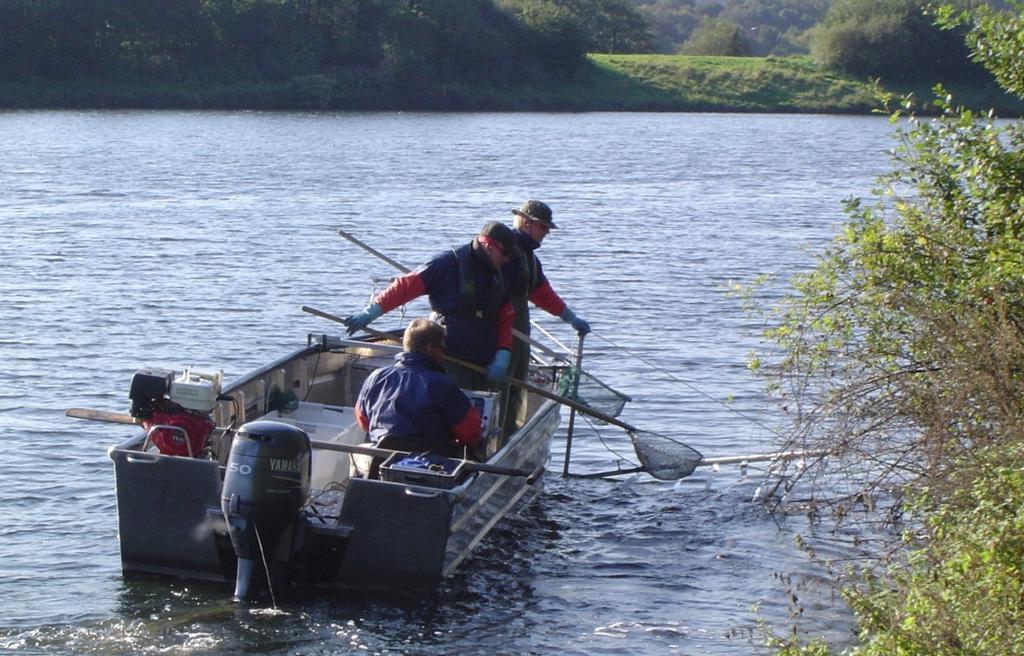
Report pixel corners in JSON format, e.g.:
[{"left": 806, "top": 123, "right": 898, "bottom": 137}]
[{"left": 221, "top": 420, "right": 311, "bottom": 601}]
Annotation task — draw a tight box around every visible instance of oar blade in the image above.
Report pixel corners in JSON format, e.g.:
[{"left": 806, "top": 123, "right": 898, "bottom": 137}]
[
  {"left": 65, "top": 407, "right": 137, "bottom": 424},
  {"left": 629, "top": 431, "right": 704, "bottom": 480}
]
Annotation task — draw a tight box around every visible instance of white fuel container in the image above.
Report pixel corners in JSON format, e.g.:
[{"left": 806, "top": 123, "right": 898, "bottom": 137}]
[{"left": 169, "top": 368, "right": 223, "bottom": 412}]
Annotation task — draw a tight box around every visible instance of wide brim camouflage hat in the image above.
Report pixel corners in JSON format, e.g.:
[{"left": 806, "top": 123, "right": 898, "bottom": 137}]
[{"left": 512, "top": 199, "right": 557, "bottom": 229}]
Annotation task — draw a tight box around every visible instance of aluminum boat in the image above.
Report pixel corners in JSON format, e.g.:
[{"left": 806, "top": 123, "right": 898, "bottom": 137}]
[{"left": 106, "top": 333, "right": 560, "bottom": 599}]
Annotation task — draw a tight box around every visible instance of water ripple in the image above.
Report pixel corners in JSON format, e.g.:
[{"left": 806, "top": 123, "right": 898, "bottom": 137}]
[{"left": 0, "top": 110, "right": 887, "bottom": 655}]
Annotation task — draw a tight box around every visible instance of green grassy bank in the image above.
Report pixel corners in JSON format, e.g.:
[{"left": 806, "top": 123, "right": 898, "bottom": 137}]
[
  {"left": 557, "top": 54, "right": 1021, "bottom": 115},
  {"left": 519, "top": 54, "right": 882, "bottom": 113},
  {"left": 2, "top": 54, "right": 1020, "bottom": 115}
]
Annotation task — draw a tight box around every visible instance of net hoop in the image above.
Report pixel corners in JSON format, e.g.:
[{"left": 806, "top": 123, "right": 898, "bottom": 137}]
[{"left": 629, "top": 431, "right": 704, "bottom": 480}]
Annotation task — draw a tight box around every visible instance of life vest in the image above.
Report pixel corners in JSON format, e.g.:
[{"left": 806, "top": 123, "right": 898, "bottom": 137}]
[
  {"left": 506, "top": 230, "right": 539, "bottom": 300},
  {"left": 428, "top": 244, "right": 506, "bottom": 366},
  {"left": 504, "top": 230, "right": 544, "bottom": 337},
  {"left": 454, "top": 246, "right": 507, "bottom": 322}
]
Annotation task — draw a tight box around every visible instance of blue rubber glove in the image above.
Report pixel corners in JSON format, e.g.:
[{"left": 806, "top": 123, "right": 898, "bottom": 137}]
[
  {"left": 486, "top": 349, "right": 511, "bottom": 382},
  {"left": 342, "top": 303, "right": 382, "bottom": 335},
  {"left": 559, "top": 307, "right": 591, "bottom": 335}
]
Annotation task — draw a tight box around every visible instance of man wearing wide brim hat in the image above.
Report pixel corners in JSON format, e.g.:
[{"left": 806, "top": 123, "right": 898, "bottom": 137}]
[
  {"left": 506, "top": 199, "right": 590, "bottom": 335},
  {"left": 512, "top": 199, "right": 558, "bottom": 229},
  {"left": 501, "top": 200, "right": 591, "bottom": 435}
]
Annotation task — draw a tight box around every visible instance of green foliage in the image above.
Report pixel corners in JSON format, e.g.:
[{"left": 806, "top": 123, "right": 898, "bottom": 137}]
[
  {"left": 562, "top": 0, "right": 653, "bottom": 53},
  {"left": 495, "top": 0, "right": 591, "bottom": 77},
  {"left": 497, "top": 0, "right": 652, "bottom": 65},
  {"left": 0, "top": 1, "right": 117, "bottom": 79},
  {"left": 757, "top": 0, "right": 1024, "bottom": 481},
  {"left": 842, "top": 442, "right": 1024, "bottom": 655},
  {"left": 757, "top": 87, "right": 1024, "bottom": 488},
  {"left": 937, "top": 1, "right": 1024, "bottom": 98},
  {"left": 678, "top": 17, "right": 753, "bottom": 56},
  {"left": 809, "top": 0, "right": 978, "bottom": 81},
  {"left": 754, "top": 3, "right": 1024, "bottom": 654},
  {"left": 636, "top": 0, "right": 830, "bottom": 56},
  {"left": 0, "top": 0, "right": 594, "bottom": 89}
]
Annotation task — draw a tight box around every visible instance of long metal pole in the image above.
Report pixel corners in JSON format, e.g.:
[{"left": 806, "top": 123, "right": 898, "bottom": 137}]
[{"left": 337, "top": 228, "right": 411, "bottom": 274}]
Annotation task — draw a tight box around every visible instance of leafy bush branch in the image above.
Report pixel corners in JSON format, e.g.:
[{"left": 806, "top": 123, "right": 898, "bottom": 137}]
[{"left": 747, "top": 3, "right": 1024, "bottom": 653}]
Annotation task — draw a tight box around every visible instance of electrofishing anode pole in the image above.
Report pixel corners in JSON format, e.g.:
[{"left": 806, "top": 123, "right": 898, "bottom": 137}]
[{"left": 562, "top": 333, "right": 585, "bottom": 477}]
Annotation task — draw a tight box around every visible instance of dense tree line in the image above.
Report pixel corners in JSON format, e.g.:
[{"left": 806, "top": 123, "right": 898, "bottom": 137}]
[
  {"left": 0, "top": 0, "right": 1000, "bottom": 101},
  {"left": 0, "top": 0, "right": 646, "bottom": 89},
  {"left": 635, "top": 0, "right": 830, "bottom": 55}
]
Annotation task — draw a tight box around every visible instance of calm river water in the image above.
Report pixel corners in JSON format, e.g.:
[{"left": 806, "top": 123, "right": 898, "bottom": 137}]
[{"left": 0, "top": 110, "right": 893, "bottom": 655}]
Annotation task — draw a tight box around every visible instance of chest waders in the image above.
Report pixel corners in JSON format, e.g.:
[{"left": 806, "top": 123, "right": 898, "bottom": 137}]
[{"left": 504, "top": 251, "right": 539, "bottom": 438}]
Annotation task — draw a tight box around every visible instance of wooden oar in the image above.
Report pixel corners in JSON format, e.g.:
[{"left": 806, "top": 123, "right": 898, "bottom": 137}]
[
  {"left": 65, "top": 407, "right": 137, "bottom": 424},
  {"left": 307, "top": 440, "right": 544, "bottom": 483}
]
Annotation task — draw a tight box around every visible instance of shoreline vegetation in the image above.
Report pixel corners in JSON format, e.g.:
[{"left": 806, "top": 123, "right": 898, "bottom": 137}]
[
  {"left": 3, "top": 54, "right": 1021, "bottom": 116},
  {"left": 753, "top": 3, "right": 1024, "bottom": 654}
]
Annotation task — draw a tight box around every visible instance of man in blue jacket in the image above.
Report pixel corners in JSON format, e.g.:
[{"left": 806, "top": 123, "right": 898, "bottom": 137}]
[{"left": 355, "top": 318, "right": 481, "bottom": 464}]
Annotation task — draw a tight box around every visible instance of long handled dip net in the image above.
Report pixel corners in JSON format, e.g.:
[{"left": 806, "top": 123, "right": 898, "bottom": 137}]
[
  {"left": 629, "top": 431, "right": 704, "bottom": 480},
  {"left": 569, "top": 428, "right": 705, "bottom": 481}
]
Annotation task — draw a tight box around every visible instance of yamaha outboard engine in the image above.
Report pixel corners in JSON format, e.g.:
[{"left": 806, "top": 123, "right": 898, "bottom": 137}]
[{"left": 221, "top": 420, "right": 311, "bottom": 601}]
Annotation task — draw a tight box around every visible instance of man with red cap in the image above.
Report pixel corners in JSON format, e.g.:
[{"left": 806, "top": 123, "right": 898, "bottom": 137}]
[{"left": 343, "top": 221, "right": 519, "bottom": 390}]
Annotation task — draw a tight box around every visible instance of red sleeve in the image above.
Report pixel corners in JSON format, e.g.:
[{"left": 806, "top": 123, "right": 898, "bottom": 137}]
[
  {"left": 451, "top": 405, "right": 482, "bottom": 446},
  {"left": 528, "top": 280, "right": 567, "bottom": 316},
  {"left": 495, "top": 301, "right": 514, "bottom": 351},
  {"left": 373, "top": 272, "right": 426, "bottom": 313},
  {"left": 355, "top": 400, "right": 369, "bottom": 431}
]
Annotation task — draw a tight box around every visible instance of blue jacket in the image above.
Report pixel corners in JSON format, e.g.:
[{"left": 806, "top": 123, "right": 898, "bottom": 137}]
[{"left": 354, "top": 352, "right": 481, "bottom": 446}]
